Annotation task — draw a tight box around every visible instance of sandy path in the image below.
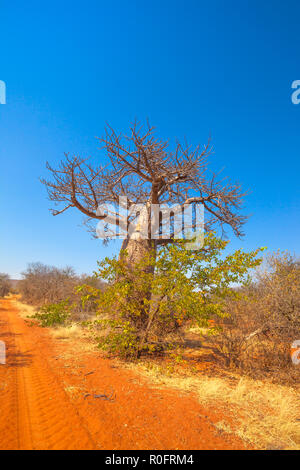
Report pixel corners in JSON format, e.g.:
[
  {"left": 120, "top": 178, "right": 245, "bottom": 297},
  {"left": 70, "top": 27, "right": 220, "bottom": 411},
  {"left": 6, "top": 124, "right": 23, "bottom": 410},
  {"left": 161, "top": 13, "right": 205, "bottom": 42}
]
[
  {"left": 0, "top": 299, "right": 95, "bottom": 449},
  {"left": 0, "top": 298, "right": 247, "bottom": 450}
]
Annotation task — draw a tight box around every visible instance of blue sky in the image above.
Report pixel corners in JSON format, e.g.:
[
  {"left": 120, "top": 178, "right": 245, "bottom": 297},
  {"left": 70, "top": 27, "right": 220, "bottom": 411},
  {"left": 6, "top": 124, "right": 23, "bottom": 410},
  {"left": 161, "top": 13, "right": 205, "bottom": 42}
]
[{"left": 0, "top": 0, "right": 299, "bottom": 278}]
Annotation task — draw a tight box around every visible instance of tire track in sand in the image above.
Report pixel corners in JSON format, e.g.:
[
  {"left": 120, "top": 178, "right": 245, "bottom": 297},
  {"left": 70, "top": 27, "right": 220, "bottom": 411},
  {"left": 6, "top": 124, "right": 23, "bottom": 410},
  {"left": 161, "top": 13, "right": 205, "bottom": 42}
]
[{"left": 0, "top": 299, "right": 97, "bottom": 450}]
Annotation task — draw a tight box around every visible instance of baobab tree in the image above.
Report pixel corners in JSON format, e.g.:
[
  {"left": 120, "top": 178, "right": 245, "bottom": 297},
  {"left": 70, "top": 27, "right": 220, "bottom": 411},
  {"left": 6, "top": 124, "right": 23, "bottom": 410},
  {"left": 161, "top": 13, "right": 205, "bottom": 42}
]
[{"left": 41, "top": 121, "right": 247, "bottom": 271}]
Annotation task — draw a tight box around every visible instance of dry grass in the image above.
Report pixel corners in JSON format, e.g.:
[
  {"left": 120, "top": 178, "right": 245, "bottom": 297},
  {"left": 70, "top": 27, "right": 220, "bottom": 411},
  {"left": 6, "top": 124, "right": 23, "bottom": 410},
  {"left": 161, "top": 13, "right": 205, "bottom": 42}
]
[
  {"left": 50, "top": 323, "right": 97, "bottom": 354},
  {"left": 51, "top": 324, "right": 85, "bottom": 340},
  {"left": 187, "top": 325, "right": 209, "bottom": 335},
  {"left": 11, "top": 295, "right": 37, "bottom": 320},
  {"left": 11, "top": 297, "right": 300, "bottom": 449},
  {"left": 126, "top": 361, "right": 300, "bottom": 450},
  {"left": 50, "top": 324, "right": 98, "bottom": 357},
  {"left": 13, "top": 297, "right": 96, "bottom": 355}
]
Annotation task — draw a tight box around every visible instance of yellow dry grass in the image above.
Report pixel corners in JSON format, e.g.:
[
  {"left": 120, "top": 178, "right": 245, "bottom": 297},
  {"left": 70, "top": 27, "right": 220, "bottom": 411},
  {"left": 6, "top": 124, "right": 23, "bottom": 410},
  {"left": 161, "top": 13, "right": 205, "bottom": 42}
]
[
  {"left": 51, "top": 324, "right": 84, "bottom": 340},
  {"left": 11, "top": 297, "right": 300, "bottom": 449},
  {"left": 50, "top": 324, "right": 97, "bottom": 354},
  {"left": 50, "top": 324, "right": 97, "bottom": 357},
  {"left": 12, "top": 297, "right": 96, "bottom": 354},
  {"left": 11, "top": 296, "right": 36, "bottom": 320},
  {"left": 126, "top": 361, "right": 300, "bottom": 450}
]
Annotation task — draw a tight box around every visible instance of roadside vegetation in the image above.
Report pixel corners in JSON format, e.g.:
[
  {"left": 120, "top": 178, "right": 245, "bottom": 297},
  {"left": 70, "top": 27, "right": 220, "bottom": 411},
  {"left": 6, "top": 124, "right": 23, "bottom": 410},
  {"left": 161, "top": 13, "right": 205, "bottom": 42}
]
[
  {"left": 9, "top": 239, "right": 299, "bottom": 449},
  {"left": 4, "top": 122, "right": 298, "bottom": 449},
  {"left": 18, "top": 262, "right": 103, "bottom": 313},
  {"left": 79, "top": 233, "right": 264, "bottom": 359},
  {"left": 0, "top": 273, "right": 11, "bottom": 298},
  {"left": 13, "top": 238, "right": 300, "bottom": 387}
]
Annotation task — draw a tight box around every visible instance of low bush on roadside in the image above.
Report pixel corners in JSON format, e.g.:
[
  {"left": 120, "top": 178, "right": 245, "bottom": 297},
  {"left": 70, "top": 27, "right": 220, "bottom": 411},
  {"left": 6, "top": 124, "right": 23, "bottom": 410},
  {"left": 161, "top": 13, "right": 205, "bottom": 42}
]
[
  {"left": 32, "top": 299, "right": 71, "bottom": 327},
  {"left": 79, "top": 234, "right": 264, "bottom": 359},
  {"left": 18, "top": 262, "right": 104, "bottom": 321}
]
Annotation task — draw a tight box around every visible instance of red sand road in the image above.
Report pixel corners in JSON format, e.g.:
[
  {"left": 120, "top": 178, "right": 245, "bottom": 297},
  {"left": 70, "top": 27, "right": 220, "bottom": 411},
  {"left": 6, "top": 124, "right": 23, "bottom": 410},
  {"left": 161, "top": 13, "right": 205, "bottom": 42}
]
[{"left": 0, "top": 298, "right": 247, "bottom": 450}]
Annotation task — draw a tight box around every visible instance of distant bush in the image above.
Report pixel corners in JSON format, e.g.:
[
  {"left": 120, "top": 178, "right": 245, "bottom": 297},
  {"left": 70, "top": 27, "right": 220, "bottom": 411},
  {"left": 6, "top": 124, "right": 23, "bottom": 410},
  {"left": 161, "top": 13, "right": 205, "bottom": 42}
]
[
  {"left": 32, "top": 299, "right": 71, "bottom": 327},
  {"left": 71, "top": 275, "right": 106, "bottom": 321},
  {"left": 0, "top": 273, "right": 11, "bottom": 297},
  {"left": 211, "top": 251, "right": 300, "bottom": 383},
  {"left": 19, "top": 263, "right": 77, "bottom": 305},
  {"left": 18, "top": 263, "right": 104, "bottom": 315},
  {"left": 79, "top": 234, "right": 263, "bottom": 359}
]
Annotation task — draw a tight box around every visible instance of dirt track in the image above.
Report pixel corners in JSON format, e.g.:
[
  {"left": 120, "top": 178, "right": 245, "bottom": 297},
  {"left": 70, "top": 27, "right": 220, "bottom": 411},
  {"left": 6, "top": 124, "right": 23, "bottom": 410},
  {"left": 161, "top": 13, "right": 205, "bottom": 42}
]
[
  {"left": 0, "top": 299, "right": 95, "bottom": 449},
  {"left": 0, "top": 298, "right": 246, "bottom": 450}
]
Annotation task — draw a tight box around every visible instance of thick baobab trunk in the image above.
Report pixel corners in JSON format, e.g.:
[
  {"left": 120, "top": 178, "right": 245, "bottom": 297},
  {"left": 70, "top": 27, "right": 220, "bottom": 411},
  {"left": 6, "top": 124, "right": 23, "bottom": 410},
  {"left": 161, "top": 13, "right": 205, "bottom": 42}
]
[
  {"left": 120, "top": 237, "right": 157, "bottom": 356},
  {"left": 119, "top": 202, "right": 155, "bottom": 274},
  {"left": 120, "top": 237, "right": 155, "bottom": 274},
  {"left": 118, "top": 204, "right": 157, "bottom": 350}
]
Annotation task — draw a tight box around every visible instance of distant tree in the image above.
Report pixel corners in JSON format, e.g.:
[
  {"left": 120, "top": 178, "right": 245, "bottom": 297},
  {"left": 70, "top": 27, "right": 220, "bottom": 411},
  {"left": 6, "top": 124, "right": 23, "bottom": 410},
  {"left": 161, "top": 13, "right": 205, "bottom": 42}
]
[
  {"left": 18, "top": 263, "right": 103, "bottom": 313},
  {"left": 255, "top": 251, "right": 300, "bottom": 330},
  {"left": 0, "top": 273, "right": 11, "bottom": 297},
  {"left": 19, "top": 263, "right": 77, "bottom": 305}
]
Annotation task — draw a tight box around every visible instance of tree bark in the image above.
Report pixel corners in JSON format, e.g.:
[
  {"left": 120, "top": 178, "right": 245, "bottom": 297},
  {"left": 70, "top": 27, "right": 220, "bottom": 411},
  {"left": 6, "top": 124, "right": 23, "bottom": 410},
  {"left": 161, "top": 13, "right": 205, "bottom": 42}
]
[
  {"left": 118, "top": 204, "right": 157, "bottom": 342},
  {"left": 119, "top": 202, "right": 156, "bottom": 274},
  {"left": 120, "top": 237, "right": 155, "bottom": 274}
]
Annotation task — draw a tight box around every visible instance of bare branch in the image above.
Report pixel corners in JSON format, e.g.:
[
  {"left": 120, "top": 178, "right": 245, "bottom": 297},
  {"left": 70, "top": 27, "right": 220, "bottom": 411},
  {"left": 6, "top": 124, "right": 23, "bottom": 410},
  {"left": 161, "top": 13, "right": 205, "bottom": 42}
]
[{"left": 41, "top": 122, "right": 248, "bottom": 240}]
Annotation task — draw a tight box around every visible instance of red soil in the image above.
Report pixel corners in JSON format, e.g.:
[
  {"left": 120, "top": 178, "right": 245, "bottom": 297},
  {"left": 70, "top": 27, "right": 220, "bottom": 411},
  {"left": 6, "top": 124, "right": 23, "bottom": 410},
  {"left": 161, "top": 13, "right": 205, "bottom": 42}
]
[{"left": 0, "top": 298, "right": 247, "bottom": 450}]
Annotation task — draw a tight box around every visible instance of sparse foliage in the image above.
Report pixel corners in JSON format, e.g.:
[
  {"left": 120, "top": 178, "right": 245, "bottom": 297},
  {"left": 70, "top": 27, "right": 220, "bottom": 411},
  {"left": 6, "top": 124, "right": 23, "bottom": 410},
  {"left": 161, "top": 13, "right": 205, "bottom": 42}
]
[
  {"left": 18, "top": 263, "right": 104, "bottom": 322},
  {"left": 80, "top": 234, "right": 263, "bottom": 358},
  {"left": 32, "top": 299, "right": 71, "bottom": 327},
  {"left": 19, "top": 263, "right": 78, "bottom": 305},
  {"left": 211, "top": 252, "right": 300, "bottom": 383},
  {"left": 41, "top": 122, "right": 247, "bottom": 241}
]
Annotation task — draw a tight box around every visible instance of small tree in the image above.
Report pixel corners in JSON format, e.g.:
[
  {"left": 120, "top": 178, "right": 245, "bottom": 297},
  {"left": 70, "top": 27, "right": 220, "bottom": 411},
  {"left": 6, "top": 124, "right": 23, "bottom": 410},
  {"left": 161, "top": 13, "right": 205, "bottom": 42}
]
[
  {"left": 0, "top": 273, "right": 11, "bottom": 297},
  {"left": 79, "top": 234, "right": 263, "bottom": 358}
]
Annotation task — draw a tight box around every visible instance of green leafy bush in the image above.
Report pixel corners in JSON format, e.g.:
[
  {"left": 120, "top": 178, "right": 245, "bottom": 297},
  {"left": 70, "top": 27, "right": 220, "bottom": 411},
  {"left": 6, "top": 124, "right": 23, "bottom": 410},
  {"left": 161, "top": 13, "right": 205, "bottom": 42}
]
[
  {"left": 32, "top": 299, "right": 71, "bottom": 327},
  {"left": 79, "top": 234, "right": 264, "bottom": 359},
  {"left": 96, "top": 319, "right": 139, "bottom": 358}
]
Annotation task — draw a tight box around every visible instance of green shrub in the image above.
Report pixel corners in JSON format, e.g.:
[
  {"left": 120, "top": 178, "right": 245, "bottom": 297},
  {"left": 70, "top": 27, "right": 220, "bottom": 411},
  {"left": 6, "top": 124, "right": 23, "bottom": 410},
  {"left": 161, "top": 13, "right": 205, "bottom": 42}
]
[
  {"left": 32, "top": 299, "right": 71, "bottom": 327},
  {"left": 96, "top": 319, "right": 139, "bottom": 358},
  {"left": 78, "top": 234, "right": 264, "bottom": 359}
]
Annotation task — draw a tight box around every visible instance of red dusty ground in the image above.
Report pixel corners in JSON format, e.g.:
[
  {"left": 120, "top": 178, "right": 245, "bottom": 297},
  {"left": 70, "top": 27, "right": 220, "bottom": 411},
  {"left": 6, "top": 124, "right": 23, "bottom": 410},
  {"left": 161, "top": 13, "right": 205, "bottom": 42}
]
[{"left": 0, "top": 298, "right": 248, "bottom": 450}]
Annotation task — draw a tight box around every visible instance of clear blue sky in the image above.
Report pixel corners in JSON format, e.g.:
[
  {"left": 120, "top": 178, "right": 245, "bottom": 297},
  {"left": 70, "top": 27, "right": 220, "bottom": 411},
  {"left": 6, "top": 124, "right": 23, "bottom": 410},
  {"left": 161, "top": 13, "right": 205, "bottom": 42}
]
[{"left": 1, "top": 0, "right": 299, "bottom": 278}]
